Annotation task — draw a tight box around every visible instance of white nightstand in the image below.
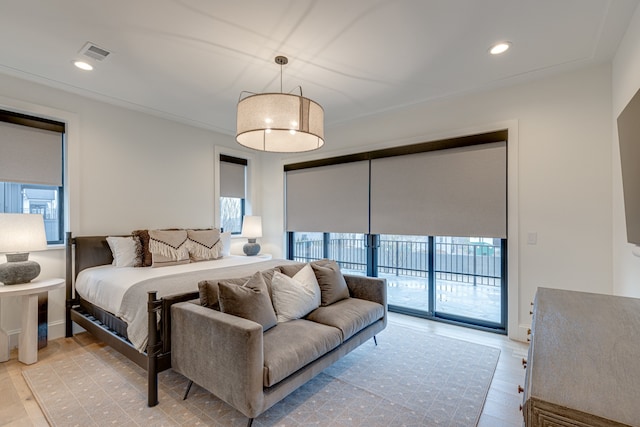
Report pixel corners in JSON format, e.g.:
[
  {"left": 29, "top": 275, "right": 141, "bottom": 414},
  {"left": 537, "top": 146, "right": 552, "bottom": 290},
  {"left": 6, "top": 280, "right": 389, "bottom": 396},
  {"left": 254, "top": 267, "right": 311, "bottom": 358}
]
[
  {"left": 254, "top": 254, "right": 272, "bottom": 260},
  {"left": 0, "top": 278, "right": 64, "bottom": 364}
]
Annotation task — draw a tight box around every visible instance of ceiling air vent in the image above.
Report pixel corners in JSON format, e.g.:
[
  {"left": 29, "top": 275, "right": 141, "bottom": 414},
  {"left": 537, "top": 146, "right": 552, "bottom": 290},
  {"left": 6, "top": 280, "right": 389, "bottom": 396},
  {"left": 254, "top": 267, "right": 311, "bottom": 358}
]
[{"left": 78, "top": 42, "right": 111, "bottom": 62}]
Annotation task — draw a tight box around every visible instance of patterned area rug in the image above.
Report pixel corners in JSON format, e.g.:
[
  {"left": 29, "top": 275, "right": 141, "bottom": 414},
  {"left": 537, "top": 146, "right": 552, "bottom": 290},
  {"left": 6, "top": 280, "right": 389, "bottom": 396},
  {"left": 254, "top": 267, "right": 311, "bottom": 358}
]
[{"left": 23, "top": 322, "right": 499, "bottom": 426}]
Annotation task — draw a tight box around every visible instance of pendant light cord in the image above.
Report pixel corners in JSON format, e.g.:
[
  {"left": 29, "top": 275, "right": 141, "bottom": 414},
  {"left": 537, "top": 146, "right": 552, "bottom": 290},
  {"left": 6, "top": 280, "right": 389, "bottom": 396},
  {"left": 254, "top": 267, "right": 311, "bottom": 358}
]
[{"left": 275, "top": 56, "right": 288, "bottom": 94}]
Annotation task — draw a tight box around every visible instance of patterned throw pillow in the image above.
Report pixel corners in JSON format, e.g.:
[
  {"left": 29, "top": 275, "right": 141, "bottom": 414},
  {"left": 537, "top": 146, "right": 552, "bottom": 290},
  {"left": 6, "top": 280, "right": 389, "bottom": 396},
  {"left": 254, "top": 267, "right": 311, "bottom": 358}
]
[
  {"left": 187, "top": 229, "right": 222, "bottom": 262},
  {"left": 148, "top": 229, "right": 190, "bottom": 267}
]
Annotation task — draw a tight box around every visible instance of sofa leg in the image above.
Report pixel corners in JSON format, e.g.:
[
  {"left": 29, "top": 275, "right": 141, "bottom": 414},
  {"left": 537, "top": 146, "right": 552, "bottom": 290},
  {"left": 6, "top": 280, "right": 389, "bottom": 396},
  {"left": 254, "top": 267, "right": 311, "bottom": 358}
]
[
  {"left": 373, "top": 335, "right": 378, "bottom": 346},
  {"left": 183, "top": 380, "right": 193, "bottom": 400},
  {"left": 247, "top": 418, "right": 254, "bottom": 427}
]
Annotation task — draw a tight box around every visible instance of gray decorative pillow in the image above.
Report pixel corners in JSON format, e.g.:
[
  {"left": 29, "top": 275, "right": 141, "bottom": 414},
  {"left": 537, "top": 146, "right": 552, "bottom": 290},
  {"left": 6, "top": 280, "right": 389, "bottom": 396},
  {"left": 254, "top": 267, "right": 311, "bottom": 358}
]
[
  {"left": 218, "top": 271, "right": 278, "bottom": 331},
  {"left": 278, "top": 263, "right": 306, "bottom": 277},
  {"left": 198, "top": 277, "right": 247, "bottom": 310},
  {"left": 311, "top": 260, "right": 350, "bottom": 306},
  {"left": 187, "top": 229, "right": 222, "bottom": 262},
  {"left": 260, "top": 266, "right": 282, "bottom": 302},
  {"left": 148, "top": 229, "right": 190, "bottom": 267},
  {"left": 279, "top": 259, "right": 330, "bottom": 278}
]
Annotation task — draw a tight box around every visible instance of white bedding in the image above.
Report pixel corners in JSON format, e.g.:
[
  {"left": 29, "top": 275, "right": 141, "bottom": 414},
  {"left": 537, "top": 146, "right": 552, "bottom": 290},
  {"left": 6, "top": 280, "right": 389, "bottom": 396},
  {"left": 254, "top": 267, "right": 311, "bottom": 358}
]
[
  {"left": 75, "top": 255, "right": 266, "bottom": 315},
  {"left": 75, "top": 255, "right": 292, "bottom": 351}
]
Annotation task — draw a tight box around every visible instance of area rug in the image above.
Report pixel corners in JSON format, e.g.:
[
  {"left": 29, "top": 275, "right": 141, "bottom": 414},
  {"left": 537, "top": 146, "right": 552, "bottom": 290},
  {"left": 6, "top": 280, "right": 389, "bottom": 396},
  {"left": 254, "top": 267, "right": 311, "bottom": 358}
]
[{"left": 23, "top": 322, "right": 500, "bottom": 426}]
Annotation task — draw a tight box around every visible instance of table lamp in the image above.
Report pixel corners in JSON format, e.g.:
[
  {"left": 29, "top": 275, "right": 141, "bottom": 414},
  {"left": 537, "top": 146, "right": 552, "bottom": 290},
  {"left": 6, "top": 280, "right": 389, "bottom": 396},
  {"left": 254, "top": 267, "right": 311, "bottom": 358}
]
[
  {"left": 241, "top": 215, "right": 262, "bottom": 256},
  {"left": 0, "top": 213, "right": 47, "bottom": 285}
]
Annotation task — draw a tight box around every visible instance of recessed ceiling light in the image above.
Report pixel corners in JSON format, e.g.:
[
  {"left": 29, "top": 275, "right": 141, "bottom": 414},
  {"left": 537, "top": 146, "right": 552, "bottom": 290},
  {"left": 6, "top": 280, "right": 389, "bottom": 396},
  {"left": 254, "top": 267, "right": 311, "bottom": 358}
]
[
  {"left": 489, "top": 42, "right": 511, "bottom": 55},
  {"left": 73, "top": 60, "right": 93, "bottom": 71}
]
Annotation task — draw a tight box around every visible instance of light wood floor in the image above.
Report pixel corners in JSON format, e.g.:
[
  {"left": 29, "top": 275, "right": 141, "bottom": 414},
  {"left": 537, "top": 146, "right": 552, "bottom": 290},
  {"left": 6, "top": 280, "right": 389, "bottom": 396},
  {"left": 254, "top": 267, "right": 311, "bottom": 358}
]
[{"left": 0, "top": 313, "right": 529, "bottom": 426}]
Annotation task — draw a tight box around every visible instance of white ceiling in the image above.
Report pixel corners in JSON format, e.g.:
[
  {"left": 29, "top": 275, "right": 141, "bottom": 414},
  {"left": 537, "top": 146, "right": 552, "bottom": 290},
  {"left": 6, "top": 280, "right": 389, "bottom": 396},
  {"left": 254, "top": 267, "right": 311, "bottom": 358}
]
[{"left": 1, "top": 0, "right": 638, "bottom": 135}]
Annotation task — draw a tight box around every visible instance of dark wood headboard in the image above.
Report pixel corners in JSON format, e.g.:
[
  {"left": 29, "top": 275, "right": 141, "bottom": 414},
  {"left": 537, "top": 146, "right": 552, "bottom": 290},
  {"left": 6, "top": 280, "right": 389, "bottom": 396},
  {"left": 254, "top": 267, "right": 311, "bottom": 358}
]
[{"left": 65, "top": 232, "right": 115, "bottom": 280}]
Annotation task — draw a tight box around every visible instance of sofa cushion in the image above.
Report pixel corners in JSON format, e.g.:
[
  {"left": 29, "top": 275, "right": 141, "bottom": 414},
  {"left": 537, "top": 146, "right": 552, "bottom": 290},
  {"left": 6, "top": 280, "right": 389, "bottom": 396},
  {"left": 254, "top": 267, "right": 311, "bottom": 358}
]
[
  {"left": 311, "top": 260, "right": 350, "bottom": 306},
  {"left": 198, "top": 267, "right": 281, "bottom": 310},
  {"left": 218, "top": 272, "right": 277, "bottom": 332},
  {"left": 198, "top": 277, "right": 247, "bottom": 310},
  {"left": 305, "top": 297, "right": 385, "bottom": 341},
  {"left": 271, "top": 265, "right": 321, "bottom": 322},
  {"left": 278, "top": 259, "right": 331, "bottom": 278},
  {"left": 263, "top": 319, "right": 342, "bottom": 387}
]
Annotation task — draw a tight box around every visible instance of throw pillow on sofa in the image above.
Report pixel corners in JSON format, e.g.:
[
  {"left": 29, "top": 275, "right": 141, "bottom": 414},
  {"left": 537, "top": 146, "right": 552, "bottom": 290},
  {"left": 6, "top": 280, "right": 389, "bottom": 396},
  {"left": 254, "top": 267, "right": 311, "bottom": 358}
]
[
  {"left": 198, "top": 277, "right": 247, "bottom": 310},
  {"left": 271, "top": 264, "right": 321, "bottom": 322},
  {"left": 311, "top": 260, "right": 350, "bottom": 306},
  {"left": 218, "top": 271, "right": 278, "bottom": 331}
]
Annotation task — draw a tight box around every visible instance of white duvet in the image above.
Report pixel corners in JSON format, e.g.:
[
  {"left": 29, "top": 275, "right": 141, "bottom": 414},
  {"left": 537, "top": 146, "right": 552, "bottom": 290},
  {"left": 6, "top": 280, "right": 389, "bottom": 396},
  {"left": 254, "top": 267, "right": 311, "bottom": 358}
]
[
  {"left": 75, "top": 255, "right": 266, "bottom": 315},
  {"left": 74, "top": 255, "right": 289, "bottom": 351}
]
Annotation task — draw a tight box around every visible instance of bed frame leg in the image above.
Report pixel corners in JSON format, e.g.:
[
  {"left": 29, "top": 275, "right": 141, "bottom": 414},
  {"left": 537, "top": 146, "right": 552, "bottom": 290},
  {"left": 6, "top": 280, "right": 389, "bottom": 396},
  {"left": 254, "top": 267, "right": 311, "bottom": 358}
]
[
  {"left": 183, "top": 380, "right": 193, "bottom": 400},
  {"left": 65, "top": 300, "right": 73, "bottom": 338},
  {"left": 65, "top": 232, "right": 74, "bottom": 338},
  {"left": 147, "top": 291, "right": 161, "bottom": 407}
]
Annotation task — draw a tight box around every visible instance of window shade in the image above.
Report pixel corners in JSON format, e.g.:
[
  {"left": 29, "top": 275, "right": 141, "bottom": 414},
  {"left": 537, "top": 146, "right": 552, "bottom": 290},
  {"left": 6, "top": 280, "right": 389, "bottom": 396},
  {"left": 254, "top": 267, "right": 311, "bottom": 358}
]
[
  {"left": 220, "top": 160, "right": 246, "bottom": 198},
  {"left": 370, "top": 141, "right": 506, "bottom": 238},
  {"left": 286, "top": 161, "right": 369, "bottom": 233},
  {"left": 0, "top": 121, "right": 63, "bottom": 186}
]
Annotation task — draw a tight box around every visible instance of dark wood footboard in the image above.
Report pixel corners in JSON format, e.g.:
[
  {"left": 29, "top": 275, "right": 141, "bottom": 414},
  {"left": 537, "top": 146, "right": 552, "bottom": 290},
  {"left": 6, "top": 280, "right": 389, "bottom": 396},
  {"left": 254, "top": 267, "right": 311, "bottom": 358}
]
[{"left": 65, "top": 231, "right": 198, "bottom": 406}]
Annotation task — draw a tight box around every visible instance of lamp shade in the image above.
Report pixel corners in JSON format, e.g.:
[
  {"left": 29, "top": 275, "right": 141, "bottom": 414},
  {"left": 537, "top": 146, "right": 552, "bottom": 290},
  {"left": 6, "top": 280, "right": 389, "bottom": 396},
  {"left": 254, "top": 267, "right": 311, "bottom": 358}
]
[
  {"left": 236, "top": 93, "right": 324, "bottom": 153},
  {"left": 0, "top": 213, "right": 47, "bottom": 253},
  {"left": 241, "top": 216, "right": 263, "bottom": 239}
]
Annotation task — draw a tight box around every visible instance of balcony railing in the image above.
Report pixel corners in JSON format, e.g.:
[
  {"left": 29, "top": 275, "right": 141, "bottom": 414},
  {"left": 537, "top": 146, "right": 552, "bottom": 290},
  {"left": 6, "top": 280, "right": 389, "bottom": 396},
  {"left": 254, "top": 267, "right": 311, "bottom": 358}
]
[{"left": 292, "top": 238, "right": 502, "bottom": 287}]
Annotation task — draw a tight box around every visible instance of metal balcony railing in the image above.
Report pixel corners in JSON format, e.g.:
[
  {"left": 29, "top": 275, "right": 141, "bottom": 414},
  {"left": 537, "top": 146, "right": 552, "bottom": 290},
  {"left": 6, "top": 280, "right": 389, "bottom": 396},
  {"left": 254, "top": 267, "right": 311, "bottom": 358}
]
[{"left": 292, "top": 238, "right": 502, "bottom": 287}]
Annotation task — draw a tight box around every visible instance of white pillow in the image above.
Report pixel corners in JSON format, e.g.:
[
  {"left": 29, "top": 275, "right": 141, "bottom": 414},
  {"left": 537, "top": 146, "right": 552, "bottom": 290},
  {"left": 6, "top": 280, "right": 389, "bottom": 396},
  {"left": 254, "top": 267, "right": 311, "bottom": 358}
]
[
  {"left": 271, "top": 264, "right": 321, "bottom": 322},
  {"left": 106, "top": 236, "right": 140, "bottom": 267},
  {"left": 220, "top": 231, "right": 232, "bottom": 256}
]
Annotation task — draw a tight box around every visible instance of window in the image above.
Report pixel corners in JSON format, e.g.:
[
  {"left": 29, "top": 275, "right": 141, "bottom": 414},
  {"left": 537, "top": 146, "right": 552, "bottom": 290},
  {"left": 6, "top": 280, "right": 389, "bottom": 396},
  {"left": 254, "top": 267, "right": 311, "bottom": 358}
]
[
  {"left": 219, "top": 154, "right": 247, "bottom": 234},
  {"left": 285, "top": 131, "right": 508, "bottom": 332},
  {"left": 0, "top": 110, "right": 65, "bottom": 244}
]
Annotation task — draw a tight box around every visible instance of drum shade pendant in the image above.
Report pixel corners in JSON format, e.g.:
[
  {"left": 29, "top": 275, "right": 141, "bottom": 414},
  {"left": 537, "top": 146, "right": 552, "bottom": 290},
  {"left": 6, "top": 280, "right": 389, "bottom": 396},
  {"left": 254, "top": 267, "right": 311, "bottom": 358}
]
[{"left": 236, "top": 56, "right": 324, "bottom": 153}]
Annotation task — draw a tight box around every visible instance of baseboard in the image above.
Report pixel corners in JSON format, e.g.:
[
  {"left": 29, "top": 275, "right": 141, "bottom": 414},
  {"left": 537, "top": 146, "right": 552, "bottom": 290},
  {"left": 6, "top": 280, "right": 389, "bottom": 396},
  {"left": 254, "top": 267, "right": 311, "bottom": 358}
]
[
  {"left": 516, "top": 323, "right": 532, "bottom": 343},
  {"left": 6, "top": 319, "right": 67, "bottom": 349}
]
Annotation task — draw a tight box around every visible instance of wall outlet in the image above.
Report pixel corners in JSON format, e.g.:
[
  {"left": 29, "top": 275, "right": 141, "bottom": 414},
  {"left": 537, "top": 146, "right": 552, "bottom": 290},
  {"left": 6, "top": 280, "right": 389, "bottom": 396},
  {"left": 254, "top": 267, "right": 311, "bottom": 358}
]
[{"left": 527, "top": 232, "right": 537, "bottom": 245}]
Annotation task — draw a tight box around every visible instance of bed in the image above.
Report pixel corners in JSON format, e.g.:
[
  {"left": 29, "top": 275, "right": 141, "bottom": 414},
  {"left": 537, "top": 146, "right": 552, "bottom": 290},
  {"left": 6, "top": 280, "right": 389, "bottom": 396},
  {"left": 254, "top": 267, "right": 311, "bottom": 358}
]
[{"left": 64, "top": 231, "right": 294, "bottom": 406}]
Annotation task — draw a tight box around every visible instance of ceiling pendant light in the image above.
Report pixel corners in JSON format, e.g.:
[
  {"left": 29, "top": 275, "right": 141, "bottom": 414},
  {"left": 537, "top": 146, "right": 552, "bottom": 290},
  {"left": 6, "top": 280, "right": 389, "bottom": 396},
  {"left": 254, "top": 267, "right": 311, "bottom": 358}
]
[{"left": 236, "top": 56, "right": 324, "bottom": 152}]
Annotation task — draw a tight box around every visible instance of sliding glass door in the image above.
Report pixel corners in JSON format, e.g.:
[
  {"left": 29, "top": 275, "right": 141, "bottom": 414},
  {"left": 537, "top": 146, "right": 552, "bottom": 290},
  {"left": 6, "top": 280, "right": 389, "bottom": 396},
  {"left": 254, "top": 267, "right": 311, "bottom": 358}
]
[
  {"left": 379, "top": 235, "right": 430, "bottom": 313},
  {"left": 289, "top": 232, "right": 507, "bottom": 332},
  {"left": 433, "top": 236, "right": 505, "bottom": 326}
]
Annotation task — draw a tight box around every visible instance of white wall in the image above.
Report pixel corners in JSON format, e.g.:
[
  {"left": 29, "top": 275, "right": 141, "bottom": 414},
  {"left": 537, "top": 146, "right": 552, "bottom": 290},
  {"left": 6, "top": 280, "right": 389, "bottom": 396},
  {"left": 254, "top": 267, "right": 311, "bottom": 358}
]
[
  {"left": 0, "top": 73, "right": 247, "bottom": 345},
  {"left": 612, "top": 6, "right": 640, "bottom": 298},
  {"left": 263, "top": 64, "right": 613, "bottom": 341}
]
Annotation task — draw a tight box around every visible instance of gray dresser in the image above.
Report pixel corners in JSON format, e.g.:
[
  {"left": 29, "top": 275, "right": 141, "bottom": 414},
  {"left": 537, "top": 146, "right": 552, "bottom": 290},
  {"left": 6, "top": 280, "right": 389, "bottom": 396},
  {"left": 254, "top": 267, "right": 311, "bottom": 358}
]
[{"left": 523, "top": 287, "right": 640, "bottom": 427}]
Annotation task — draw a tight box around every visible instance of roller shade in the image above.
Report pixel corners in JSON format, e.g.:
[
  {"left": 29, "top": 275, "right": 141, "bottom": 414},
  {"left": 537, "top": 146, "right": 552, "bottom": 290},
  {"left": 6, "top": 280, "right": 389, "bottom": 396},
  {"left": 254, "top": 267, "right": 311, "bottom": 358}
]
[
  {"left": 286, "top": 161, "right": 369, "bottom": 233},
  {"left": 370, "top": 141, "right": 506, "bottom": 237},
  {"left": 220, "top": 160, "right": 246, "bottom": 198},
  {"left": 0, "top": 121, "right": 63, "bottom": 186}
]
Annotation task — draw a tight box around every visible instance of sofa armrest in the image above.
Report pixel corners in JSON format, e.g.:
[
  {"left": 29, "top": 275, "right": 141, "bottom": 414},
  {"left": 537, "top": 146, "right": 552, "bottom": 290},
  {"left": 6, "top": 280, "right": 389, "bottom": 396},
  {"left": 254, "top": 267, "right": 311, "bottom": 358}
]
[
  {"left": 171, "top": 302, "right": 265, "bottom": 418},
  {"left": 344, "top": 274, "right": 387, "bottom": 308}
]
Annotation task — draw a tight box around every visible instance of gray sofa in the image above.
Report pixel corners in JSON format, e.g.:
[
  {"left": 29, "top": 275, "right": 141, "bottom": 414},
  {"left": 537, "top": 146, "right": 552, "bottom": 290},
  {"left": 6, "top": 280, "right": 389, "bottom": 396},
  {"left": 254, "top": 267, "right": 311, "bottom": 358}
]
[{"left": 170, "top": 263, "right": 387, "bottom": 426}]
